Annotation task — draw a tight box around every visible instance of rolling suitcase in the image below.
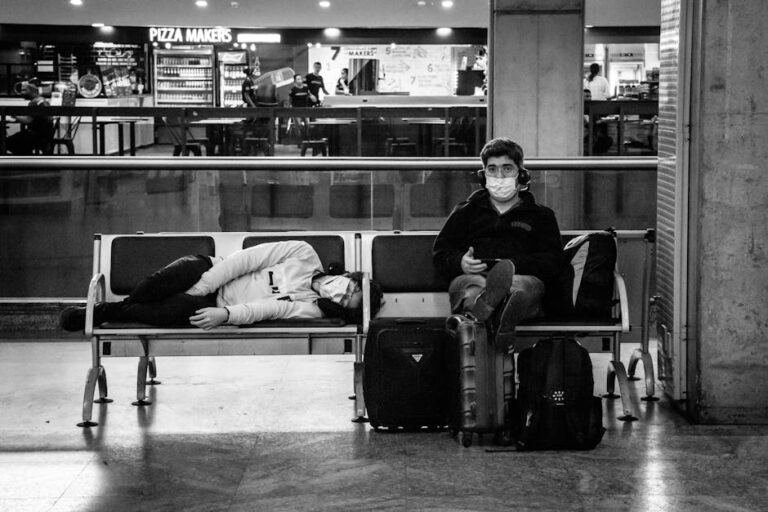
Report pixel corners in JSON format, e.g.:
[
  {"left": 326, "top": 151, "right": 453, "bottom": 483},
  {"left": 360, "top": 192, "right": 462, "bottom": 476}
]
[
  {"left": 445, "top": 314, "right": 514, "bottom": 447},
  {"left": 363, "top": 317, "right": 450, "bottom": 430}
]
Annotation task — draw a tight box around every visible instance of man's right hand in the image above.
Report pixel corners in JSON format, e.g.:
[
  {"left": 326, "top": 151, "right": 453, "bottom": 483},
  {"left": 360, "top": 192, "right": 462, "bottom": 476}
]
[{"left": 461, "top": 246, "right": 487, "bottom": 274}]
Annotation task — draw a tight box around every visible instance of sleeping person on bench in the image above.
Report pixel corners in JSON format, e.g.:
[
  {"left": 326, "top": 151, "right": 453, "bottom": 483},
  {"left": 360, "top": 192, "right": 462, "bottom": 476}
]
[
  {"left": 60, "top": 240, "right": 383, "bottom": 331},
  {"left": 432, "top": 137, "right": 565, "bottom": 338}
]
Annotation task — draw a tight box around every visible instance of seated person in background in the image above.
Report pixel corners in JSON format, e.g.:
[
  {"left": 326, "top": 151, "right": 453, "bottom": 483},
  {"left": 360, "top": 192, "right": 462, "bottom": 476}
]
[
  {"left": 60, "top": 241, "right": 383, "bottom": 331},
  {"left": 289, "top": 74, "right": 316, "bottom": 108},
  {"left": 6, "top": 82, "right": 54, "bottom": 155},
  {"left": 335, "top": 68, "right": 351, "bottom": 95},
  {"left": 433, "top": 137, "right": 564, "bottom": 336}
]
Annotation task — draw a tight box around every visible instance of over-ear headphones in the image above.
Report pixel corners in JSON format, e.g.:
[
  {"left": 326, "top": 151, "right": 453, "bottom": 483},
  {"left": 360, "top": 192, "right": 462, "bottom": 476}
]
[{"left": 476, "top": 167, "right": 531, "bottom": 189}]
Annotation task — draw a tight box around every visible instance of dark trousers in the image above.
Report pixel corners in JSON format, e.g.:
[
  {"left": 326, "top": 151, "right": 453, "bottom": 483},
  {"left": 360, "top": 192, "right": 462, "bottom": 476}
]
[{"left": 101, "top": 255, "right": 216, "bottom": 327}]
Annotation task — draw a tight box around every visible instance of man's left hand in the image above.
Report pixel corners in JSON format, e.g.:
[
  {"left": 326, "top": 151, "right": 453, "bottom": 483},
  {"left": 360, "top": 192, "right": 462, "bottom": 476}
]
[{"left": 190, "top": 307, "right": 228, "bottom": 330}]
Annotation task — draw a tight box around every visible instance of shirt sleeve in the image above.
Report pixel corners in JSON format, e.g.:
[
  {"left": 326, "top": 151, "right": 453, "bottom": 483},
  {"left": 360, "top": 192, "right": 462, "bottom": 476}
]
[
  {"left": 227, "top": 299, "right": 323, "bottom": 324},
  {"left": 186, "top": 241, "right": 322, "bottom": 296}
]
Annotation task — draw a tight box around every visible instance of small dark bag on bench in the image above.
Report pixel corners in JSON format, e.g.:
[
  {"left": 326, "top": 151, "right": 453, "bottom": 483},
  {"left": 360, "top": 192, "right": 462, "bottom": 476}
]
[{"left": 562, "top": 229, "right": 618, "bottom": 319}]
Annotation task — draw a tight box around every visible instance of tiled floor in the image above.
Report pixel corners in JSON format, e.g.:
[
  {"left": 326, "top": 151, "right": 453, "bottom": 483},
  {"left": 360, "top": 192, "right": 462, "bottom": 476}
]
[{"left": 1, "top": 340, "right": 767, "bottom": 512}]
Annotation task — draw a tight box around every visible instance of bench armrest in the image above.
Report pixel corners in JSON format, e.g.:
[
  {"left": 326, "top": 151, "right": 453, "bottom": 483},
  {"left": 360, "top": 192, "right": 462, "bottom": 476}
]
[
  {"left": 361, "top": 271, "right": 371, "bottom": 335},
  {"left": 614, "top": 270, "right": 630, "bottom": 333},
  {"left": 85, "top": 273, "right": 105, "bottom": 337}
]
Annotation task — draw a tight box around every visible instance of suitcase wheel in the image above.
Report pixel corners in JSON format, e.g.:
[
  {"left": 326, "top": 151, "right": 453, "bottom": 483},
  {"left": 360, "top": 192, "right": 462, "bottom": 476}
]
[
  {"left": 461, "top": 433, "right": 472, "bottom": 448},
  {"left": 370, "top": 420, "right": 380, "bottom": 430}
]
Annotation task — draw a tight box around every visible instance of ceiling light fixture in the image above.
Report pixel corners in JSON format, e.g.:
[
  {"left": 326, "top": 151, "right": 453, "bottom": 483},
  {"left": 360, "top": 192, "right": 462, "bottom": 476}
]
[
  {"left": 442, "top": 0, "right": 454, "bottom": 8},
  {"left": 324, "top": 28, "right": 340, "bottom": 38},
  {"left": 436, "top": 27, "right": 453, "bottom": 36},
  {"left": 417, "top": 1, "right": 426, "bottom": 6},
  {"left": 70, "top": 0, "right": 83, "bottom": 5},
  {"left": 91, "top": 22, "right": 105, "bottom": 27},
  {"left": 100, "top": 26, "right": 114, "bottom": 33},
  {"left": 196, "top": 0, "right": 208, "bottom": 7},
  {"left": 319, "top": 1, "right": 331, "bottom": 8}
]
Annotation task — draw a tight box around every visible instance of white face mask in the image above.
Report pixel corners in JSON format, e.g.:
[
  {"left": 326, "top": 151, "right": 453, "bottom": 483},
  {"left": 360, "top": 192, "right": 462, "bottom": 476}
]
[
  {"left": 314, "top": 275, "right": 354, "bottom": 305},
  {"left": 485, "top": 176, "right": 519, "bottom": 202}
]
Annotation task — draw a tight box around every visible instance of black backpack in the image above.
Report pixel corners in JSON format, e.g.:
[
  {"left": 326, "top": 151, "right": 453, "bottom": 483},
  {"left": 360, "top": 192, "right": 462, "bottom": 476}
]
[
  {"left": 513, "top": 338, "right": 605, "bottom": 450},
  {"left": 562, "top": 229, "right": 618, "bottom": 319}
]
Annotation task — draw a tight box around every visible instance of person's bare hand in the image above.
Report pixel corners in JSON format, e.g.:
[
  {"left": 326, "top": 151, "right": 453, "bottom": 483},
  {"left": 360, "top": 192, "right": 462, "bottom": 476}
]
[
  {"left": 461, "top": 246, "right": 487, "bottom": 274},
  {"left": 190, "top": 307, "right": 228, "bottom": 330}
]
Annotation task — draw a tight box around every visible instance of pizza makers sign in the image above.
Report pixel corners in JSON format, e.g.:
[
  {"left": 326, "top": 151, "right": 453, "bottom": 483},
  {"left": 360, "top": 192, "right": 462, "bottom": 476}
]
[{"left": 149, "top": 27, "right": 233, "bottom": 44}]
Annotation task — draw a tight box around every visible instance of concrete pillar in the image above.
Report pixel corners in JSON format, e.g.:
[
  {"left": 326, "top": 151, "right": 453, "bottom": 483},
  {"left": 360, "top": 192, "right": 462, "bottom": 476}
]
[
  {"left": 489, "top": 0, "right": 585, "bottom": 228},
  {"left": 690, "top": 0, "right": 768, "bottom": 423},
  {"left": 489, "top": 0, "right": 584, "bottom": 155}
]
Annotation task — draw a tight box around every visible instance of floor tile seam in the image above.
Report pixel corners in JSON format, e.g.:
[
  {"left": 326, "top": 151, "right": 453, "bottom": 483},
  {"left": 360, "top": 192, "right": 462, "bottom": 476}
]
[{"left": 47, "top": 451, "right": 99, "bottom": 508}]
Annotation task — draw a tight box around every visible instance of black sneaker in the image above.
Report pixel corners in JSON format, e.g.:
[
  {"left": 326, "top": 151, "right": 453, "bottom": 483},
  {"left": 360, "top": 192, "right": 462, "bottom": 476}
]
[
  {"left": 59, "top": 306, "right": 86, "bottom": 332},
  {"left": 467, "top": 260, "right": 515, "bottom": 322}
]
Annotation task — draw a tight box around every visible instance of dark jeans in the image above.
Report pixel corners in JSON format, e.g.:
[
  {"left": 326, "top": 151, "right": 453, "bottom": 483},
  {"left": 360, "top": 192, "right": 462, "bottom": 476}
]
[{"left": 101, "top": 255, "right": 216, "bottom": 327}]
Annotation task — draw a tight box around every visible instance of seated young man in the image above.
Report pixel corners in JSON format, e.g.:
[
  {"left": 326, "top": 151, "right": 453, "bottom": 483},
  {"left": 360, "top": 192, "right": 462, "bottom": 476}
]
[
  {"left": 432, "top": 137, "right": 564, "bottom": 335},
  {"left": 60, "top": 240, "right": 382, "bottom": 331}
]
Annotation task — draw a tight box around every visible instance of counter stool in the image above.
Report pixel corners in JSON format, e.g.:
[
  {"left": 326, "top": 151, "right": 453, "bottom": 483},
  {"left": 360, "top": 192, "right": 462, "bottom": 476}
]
[
  {"left": 299, "top": 138, "right": 329, "bottom": 156},
  {"left": 385, "top": 137, "right": 417, "bottom": 156},
  {"left": 244, "top": 137, "right": 273, "bottom": 156},
  {"left": 172, "top": 143, "right": 203, "bottom": 156}
]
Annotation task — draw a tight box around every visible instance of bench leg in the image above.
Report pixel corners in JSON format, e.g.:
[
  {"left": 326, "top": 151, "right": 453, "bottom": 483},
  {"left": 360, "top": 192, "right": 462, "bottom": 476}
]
[
  {"left": 77, "top": 367, "right": 101, "bottom": 427},
  {"left": 132, "top": 356, "right": 152, "bottom": 406},
  {"left": 351, "top": 362, "right": 367, "bottom": 423},
  {"left": 351, "top": 334, "right": 368, "bottom": 423},
  {"left": 147, "top": 356, "right": 161, "bottom": 385},
  {"left": 95, "top": 366, "right": 113, "bottom": 404},
  {"left": 628, "top": 349, "right": 659, "bottom": 401},
  {"left": 604, "top": 361, "right": 637, "bottom": 421}
]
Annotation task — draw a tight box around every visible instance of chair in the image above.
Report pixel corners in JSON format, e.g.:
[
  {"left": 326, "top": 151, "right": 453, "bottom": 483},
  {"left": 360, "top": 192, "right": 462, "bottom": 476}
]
[
  {"left": 299, "top": 122, "right": 328, "bottom": 157},
  {"left": 52, "top": 116, "right": 79, "bottom": 155}
]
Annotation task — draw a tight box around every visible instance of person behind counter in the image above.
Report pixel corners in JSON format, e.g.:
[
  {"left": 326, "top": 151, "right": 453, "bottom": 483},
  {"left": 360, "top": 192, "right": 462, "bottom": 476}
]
[
  {"left": 335, "top": 68, "right": 351, "bottom": 95},
  {"left": 6, "top": 82, "right": 54, "bottom": 155},
  {"left": 305, "top": 62, "right": 329, "bottom": 106},
  {"left": 289, "top": 74, "right": 316, "bottom": 108},
  {"left": 241, "top": 67, "right": 258, "bottom": 107},
  {"left": 584, "top": 63, "right": 610, "bottom": 101}
]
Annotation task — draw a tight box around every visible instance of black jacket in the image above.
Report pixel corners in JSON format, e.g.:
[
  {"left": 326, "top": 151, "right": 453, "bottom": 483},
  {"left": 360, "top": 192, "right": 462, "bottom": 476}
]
[{"left": 433, "top": 190, "right": 564, "bottom": 289}]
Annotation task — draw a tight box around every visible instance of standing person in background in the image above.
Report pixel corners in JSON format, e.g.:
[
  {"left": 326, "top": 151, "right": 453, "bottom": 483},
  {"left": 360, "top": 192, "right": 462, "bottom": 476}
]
[
  {"left": 584, "top": 63, "right": 610, "bottom": 101},
  {"left": 6, "top": 82, "right": 54, "bottom": 155},
  {"left": 305, "top": 62, "right": 329, "bottom": 106},
  {"left": 335, "top": 68, "right": 351, "bottom": 95},
  {"left": 241, "top": 67, "right": 257, "bottom": 107},
  {"left": 289, "top": 74, "right": 315, "bottom": 108}
]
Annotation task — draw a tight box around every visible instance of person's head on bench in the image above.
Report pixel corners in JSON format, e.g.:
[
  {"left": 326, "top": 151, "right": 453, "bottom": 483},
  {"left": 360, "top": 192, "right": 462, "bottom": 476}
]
[{"left": 313, "top": 265, "right": 383, "bottom": 324}]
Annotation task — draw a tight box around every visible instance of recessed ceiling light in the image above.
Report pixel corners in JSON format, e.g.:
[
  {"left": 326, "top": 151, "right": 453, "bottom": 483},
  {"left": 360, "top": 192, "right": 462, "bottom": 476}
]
[
  {"left": 436, "top": 27, "right": 453, "bottom": 36},
  {"left": 319, "top": 1, "right": 331, "bottom": 8},
  {"left": 442, "top": 0, "right": 454, "bottom": 8},
  {"left": 417, "top": 1, "right": 426, "bottom": 6},
  {"left": 70, "top": 0, "right": 83, "bottom": 5},
  {"left": 307, "top": 42, "right": 313, "bottom": 47},
  {"left": 315, "top": 42, "right": 322, "bottom": 48},
  {"left": 324, "top": 28, "right": 340, "bottom": 37},
  {"left": 196, "top": 0, "right": 208, "bottom": 7},
  {"left": 390, "top": 42, "right": 397, "bottom": 48},
  {"left": 100, "top": 26, "right": 114, "bottom": 32},
  {"left": 91, "top": 22, "right": 104, "bottom": 27}
]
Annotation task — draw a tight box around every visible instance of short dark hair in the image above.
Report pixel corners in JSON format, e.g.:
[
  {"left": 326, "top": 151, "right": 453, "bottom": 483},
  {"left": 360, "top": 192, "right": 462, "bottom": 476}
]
[
  {"left": 313, "top": 61, "right": 321, "bottom": 67},
  {"left": 480, "top": 137, "right": 525, "bottom": 168},
  {"left": 293, "top": 74, "right": 302, "bottom": 80}
]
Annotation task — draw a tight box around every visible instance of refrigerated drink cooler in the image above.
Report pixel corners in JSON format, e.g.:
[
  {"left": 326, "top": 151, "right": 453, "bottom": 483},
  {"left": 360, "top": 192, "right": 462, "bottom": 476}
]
[
  {"left": 153, "top": 47, "right": 215, "bottom": 106},
  {"left": 217, "top": 50, "right": 248, "bottom": 107}
]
